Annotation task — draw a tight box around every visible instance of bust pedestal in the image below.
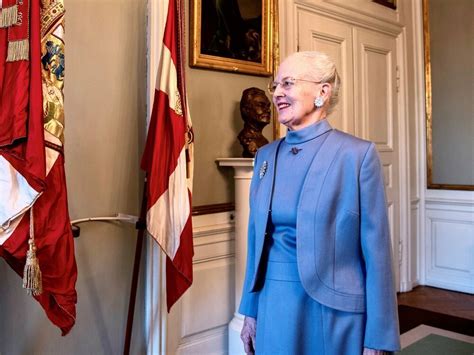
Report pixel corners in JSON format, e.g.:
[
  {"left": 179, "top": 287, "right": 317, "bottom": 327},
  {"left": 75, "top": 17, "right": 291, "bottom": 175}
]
[{"left": 216, "top": 158, "right": 254, "bottom": 355}]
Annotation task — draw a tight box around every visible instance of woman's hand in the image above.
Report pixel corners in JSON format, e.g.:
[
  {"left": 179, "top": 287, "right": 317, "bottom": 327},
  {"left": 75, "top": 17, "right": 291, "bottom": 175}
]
[
  {"left": 240, "top": 316, "right": 257, "bottom": 354},
  {"left": 363, "top": 348, "right": 390, "bottom": 355}
]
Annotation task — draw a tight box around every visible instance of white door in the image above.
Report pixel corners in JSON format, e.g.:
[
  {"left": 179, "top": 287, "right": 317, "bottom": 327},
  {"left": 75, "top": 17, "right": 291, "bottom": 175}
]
[
  {"left": 298, "top": 9, "right": 354, "bottom": 134},
  {"left": 297, "top": 9, "right": 401, "bottom": 289},
  {"left": 353, "top": 27, "right": 400, "bottom": 288}
]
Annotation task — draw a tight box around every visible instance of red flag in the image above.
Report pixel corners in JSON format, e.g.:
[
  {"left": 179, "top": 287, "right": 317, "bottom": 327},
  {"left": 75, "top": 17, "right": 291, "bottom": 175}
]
[
  {"left": 0, "top": 0, "right": 77, "bottom": 335},
  {"left": 0, "top": 0, "right": 45, "bottom": 224},
  {"left": 141, "top": 0, "right": 194, "bottom": 311}
]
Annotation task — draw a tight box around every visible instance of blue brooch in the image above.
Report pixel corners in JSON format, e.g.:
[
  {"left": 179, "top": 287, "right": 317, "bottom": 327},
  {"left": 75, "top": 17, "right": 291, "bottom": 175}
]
[{"left": 259, "top": 161, "right": 268, "bottom": 179}]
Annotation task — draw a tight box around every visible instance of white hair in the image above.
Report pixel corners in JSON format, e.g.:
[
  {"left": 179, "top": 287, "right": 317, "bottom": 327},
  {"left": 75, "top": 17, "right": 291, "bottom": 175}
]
[{"left": 285, "top": 51, "right": 341, "bottom": 115}]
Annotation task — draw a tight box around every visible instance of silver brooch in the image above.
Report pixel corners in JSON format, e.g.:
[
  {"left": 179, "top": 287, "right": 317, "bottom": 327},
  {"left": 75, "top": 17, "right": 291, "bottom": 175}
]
[{"left": 259, "top": 161, "right": 268, "bottom": 179}]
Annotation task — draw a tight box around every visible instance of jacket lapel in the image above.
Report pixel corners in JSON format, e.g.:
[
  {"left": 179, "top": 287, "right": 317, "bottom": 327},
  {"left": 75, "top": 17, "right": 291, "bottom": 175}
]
[
  {"left": 252, "top": 139, "right": 282, "bottom": 280},
  {"left": 296, "top": 129, "right": 344, "bottom": 287}
]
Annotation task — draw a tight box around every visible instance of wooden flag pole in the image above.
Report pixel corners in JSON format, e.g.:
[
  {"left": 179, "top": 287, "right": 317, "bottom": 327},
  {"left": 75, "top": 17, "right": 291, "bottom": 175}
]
[{"left": 123, "top": 184, "right": 148, "bottom": 355}]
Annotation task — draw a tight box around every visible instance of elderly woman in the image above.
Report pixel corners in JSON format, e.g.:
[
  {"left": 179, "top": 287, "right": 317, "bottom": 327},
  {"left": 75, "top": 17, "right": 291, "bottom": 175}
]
[{"left": 239, "top": 51, "right": 400, "bottom": 355}]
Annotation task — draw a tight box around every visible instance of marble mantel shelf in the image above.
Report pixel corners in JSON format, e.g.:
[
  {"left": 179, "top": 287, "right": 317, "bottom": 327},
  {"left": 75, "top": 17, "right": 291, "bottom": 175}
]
[{"left": 216, "top": 157, "right": 254, "bottom": 167}]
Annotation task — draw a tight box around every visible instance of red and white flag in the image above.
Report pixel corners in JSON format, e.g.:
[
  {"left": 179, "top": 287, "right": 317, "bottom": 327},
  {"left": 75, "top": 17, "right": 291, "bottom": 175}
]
[
  {"left": 141, "top": 0, "right": 194, "bottom": 311},
  {"left": 0, "top": 0, "right": 77, "bottom": 335}
]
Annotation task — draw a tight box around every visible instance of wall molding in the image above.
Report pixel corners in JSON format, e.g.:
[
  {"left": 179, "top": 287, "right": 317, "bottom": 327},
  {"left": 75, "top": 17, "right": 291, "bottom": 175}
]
[
  {"left": 408, "top": 199, "right": 421, "bottom": 290},
  {"left": 424, "top": 201, "right": 474, "bottom": 294},
  {"left": 396, "top": 17, "right": 412, "bottom": 293},
  {"left": 411, "top": 0, "right": 428, "bottom": 287},
  {"left": 177, "top": 326, "right": 228, "bottom": 355},
  {"left": 411, "top": 198, "right": 420, "bottom": 206},
  {"left": 325, "top": 0, "right": 399, "bottom": 23},
  {"left": 295, "top": 0, "right": 403, "bottom": 37},
  {"left": 192, "top": 203, "right": 235, "bottom": 216},
  {"left": 425, "top": 190, "right": 474, "bottom": 210}
]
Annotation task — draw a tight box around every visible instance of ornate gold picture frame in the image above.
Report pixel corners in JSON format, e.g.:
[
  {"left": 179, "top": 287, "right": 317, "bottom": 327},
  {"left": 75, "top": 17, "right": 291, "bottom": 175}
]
[
  {"left": 190, "top": 0, "right": 275, "bottom": 76},
  {"left": 423, "top": 0, "right": 474, "bottom": 190}
]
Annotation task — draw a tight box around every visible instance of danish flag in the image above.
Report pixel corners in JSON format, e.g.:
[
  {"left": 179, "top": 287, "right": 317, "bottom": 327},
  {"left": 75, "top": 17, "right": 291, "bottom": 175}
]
[{"left": 141, "top": 0, "right": 194, "bottom": 311}]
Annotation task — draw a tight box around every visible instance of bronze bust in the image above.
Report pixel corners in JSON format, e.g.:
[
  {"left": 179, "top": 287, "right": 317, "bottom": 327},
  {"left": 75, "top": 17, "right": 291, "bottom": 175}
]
[{"left": 238, "top": 87, "right": 271, "bottom": 158}]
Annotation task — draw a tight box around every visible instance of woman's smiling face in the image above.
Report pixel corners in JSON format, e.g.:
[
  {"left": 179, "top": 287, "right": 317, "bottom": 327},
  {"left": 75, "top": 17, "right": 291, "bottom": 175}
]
[{"left": 272, "top": 57, "right": 322, "bottom": 131}]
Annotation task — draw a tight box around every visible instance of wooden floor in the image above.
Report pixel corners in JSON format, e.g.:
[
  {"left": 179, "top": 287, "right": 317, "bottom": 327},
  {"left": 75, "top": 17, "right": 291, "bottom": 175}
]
[{"left": 397, "top": 286, "right": 474, "bottom": 336}]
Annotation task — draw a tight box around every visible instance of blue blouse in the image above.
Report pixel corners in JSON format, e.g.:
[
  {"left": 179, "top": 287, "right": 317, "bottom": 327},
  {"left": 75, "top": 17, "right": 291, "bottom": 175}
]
[{"left": 267, "top": 119, "right": 332, "bottom": 262}]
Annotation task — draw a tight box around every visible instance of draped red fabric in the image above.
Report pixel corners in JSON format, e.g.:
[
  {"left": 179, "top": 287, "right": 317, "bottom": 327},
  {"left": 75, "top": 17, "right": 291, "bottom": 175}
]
[
  {"left": 0, "top": 0, "right": 77, "bottom": 335},
  {"left": 0, "top": 154, "right": 77, "bottom": 335}
]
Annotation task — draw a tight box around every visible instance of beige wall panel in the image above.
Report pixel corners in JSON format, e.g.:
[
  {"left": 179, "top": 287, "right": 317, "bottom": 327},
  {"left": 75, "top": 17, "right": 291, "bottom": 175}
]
[
  {"left": 187, "top": 69, "right": 271, "bottom": 207},
  {"left": 184, "top": 0, "right": 272, "bottom": 207},
  {"left": 429, "top": 0, "right": 473, "bottom": 186}
]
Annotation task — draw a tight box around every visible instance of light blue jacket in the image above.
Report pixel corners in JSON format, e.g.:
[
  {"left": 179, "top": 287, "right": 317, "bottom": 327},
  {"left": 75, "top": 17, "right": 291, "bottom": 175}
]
[{"left": 239, "top": 121, "right": 401, "bottom": 351}]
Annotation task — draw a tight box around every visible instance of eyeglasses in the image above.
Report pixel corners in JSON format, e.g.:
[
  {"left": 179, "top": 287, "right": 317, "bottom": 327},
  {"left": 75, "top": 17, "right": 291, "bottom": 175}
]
[{"left": 267, "top": 77, "right": 322, "bottom": 94}]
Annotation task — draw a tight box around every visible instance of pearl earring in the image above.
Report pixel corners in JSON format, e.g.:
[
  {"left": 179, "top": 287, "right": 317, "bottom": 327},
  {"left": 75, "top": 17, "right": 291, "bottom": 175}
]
[{"left": 314, "top": 96, "right": 324, "bottom": 108}]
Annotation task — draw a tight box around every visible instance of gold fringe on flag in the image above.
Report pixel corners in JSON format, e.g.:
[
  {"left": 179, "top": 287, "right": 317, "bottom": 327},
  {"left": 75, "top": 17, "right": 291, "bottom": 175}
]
[
  {"left": 6, "top": 38, "right": 29, "bottom": 62},
  {"left": 0, "top": 5, "right": 18, "bottom": 28},
  {"left": 23, "top": 208, "right": 43, "bottom": 296}
]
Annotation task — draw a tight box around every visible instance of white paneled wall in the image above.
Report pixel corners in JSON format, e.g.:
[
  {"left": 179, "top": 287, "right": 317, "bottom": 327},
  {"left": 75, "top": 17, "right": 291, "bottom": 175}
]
[
  {"left": 166, "top": 212, "right": 235, "bottom": 355},
  {"left": 423, "top": 190, "right": 474, "bottom": 294}
]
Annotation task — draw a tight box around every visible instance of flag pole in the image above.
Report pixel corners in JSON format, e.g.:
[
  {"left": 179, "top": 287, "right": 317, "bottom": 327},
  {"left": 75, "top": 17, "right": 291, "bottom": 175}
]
[{"left": 123, "top": 182, "right": 147, "bottom": 355}]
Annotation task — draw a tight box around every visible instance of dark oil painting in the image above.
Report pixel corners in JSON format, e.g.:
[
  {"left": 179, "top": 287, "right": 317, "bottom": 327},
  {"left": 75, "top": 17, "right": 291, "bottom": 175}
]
[{"left": 200, "top": 0, "right": 263, "bottom": 63}]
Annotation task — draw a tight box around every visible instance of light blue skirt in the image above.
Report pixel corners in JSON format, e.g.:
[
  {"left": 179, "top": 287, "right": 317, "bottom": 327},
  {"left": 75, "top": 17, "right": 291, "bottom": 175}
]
[{"left": 256, "top": 261, "right": 366, "bottom": 355}]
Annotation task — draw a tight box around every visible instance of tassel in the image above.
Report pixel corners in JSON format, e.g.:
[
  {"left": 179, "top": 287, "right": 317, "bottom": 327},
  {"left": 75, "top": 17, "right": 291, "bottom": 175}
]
[
  {"left": 23, "top": 208, "right": 43, "bottom": 296},
  {"left": 23, "top": 240, "right": 43, "bottom": 295},
  {"left": 0, "top": 5, "right": 18, "bottom": 28},
  {"left": 6, "top": 38, "right": 29, "bottom": 62}
]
